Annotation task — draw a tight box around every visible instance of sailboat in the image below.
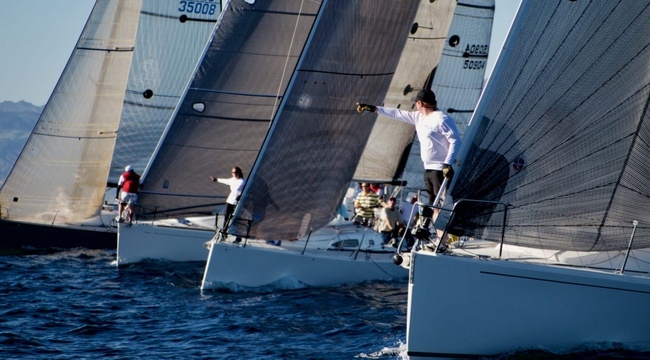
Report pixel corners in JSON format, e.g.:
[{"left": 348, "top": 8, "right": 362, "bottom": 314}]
[
  {"left": 116, "top": 0, "right": 321, "bottom": 265},
  {"left": 405, "top": 0, "right": 650, "bottom": 358},
  {"left": 0, "top": 0, "right": 220, "bottom": 254},
  {"left": 200, "top": 0, "right": 464, "bottom": 290},
  {"left": 0, "top": 0, "right": 142, "bottom": 252}
]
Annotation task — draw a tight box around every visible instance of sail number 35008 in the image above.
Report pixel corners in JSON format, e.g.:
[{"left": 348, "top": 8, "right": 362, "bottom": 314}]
[{"left": 178, "top": 1, "right": 218, "bottom": 15}]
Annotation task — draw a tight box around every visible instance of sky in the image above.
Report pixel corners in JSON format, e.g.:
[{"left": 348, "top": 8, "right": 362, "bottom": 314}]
[{"left": 0, "top": 0, "right": 521, "bottom": 106}]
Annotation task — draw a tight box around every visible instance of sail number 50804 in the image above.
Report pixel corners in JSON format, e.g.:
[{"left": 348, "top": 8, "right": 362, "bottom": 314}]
[
  {"left": 463, "top": 60, "right": 485, "bottom": 70},
  {"left": 179, "top": 1, "right": 218, "bottom": 15}
]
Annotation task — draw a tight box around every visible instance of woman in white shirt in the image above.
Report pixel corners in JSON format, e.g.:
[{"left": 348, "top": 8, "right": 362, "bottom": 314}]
[{"left": 210, "top": 166, "right": 246, "bottom": 232}]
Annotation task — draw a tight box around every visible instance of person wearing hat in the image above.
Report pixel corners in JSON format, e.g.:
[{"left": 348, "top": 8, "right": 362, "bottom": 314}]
[
  {"left": 116, "top": 165, "right": 140, "bottom": 224},
  {"left": 356, "top": 89, "right": 460, "bottom": 207}
]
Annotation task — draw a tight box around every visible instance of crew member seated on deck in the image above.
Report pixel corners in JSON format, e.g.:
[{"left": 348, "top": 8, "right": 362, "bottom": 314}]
[{"left": 375, "top": 197, "right": 403, "bottom": 247}]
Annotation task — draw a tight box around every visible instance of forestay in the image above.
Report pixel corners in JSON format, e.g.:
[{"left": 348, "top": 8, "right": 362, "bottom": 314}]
[
  {"left": 231, "top": 0, "right": 422, "bottom": 240},
  {"left": 136, "top": 0, "right": 320, "bottom": 219},
  {"left": 442, "top": 0, "right": 650, "bottom": 251},
  {"left": 108, "top": 0, "right": 221, "bottom": 182},
  {"left": 0, "top": 0, "right": 141, "bottom": 224}
]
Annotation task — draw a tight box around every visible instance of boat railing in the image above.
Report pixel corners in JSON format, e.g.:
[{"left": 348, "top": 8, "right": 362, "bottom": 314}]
[
  {"left": 219, "top": 216, "right": 252, "bottom": 246},
  {"left": 619, "top": 220, "right": 639, "bottom": 274},
  {"left": 301, "top": 230, "right": 313, "bottom": 255},
  {"left": 440, "top": 199, "right": 509, "bottom": 258},
  {"left": 394, "top": 175, "right": 510, "bottom": 260}
]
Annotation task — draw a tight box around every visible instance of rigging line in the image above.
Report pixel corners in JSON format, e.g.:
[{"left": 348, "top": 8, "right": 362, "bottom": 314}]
[
  {"left": 31, "top": 132, "right": 117, "bottom": 140},
  {"left": 125, "top": 89, "right": 181, "bottom": 99},
  {"left": 179, "top": 112, "right": 272, "bottom": 123},
  {"left": 122, "top": 100, "right": 176, "bottom": 110},
  {"left": 271, "top": 0, "right": 307, "bottom": 121},
  {"left": 188, "top": 88, "right": 281, "bottom": 98},
  {"left": 407, "top": 36, "right": 447, "bottom": 41}
]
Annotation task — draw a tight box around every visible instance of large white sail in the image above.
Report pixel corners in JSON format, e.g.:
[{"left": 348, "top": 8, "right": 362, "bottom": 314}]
[
  {"left": 0, "top": 0, "right": 141, "bottom": 224},
  {"left": 108, "top": 0, "right": 222, "bottom": 182}
]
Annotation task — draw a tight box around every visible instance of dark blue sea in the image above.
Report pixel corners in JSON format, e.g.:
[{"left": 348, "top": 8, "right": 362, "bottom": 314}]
[{"left": 3, "top": 249, "right": 650, "bottom": 360}]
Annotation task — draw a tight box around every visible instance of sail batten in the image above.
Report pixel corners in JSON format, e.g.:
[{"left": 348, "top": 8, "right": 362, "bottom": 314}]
[{"left": 444, "top": 0, "right": 650, "bottom": 252}]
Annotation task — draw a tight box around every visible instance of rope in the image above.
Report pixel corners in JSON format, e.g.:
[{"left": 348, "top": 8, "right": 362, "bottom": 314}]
[{"left": 271, "top": 0, "right": 307, "bottom": 120}]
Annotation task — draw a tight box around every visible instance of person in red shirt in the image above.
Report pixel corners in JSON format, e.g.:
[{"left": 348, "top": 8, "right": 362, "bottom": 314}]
[
  {"left": 369, "top": 183, "right": 383, "bottom": 199},
  {"left": 116, "top": 165, "right": 140, "bottom": 223}
]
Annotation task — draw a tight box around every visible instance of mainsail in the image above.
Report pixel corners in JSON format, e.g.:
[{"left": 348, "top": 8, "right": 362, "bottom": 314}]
[
  {"left": 352, "top": 0, "right": 456, "bottom": 183},
  {"left": 231, "top": 0, "right": 427, "bottom": 240},
  {"left": 401, "top": 0, "right": 495, "bottom": 191},
  {"left": 0, "top": 0, "right": 141, "bottom": 224},
  {"left": 136, "top": 0, "right": 320, "bottom": 219},
  {"left": 443, "top": 0, "right": 650, "bottom": 252},
  {"left": 108, "top": 0, "right": 222, "bottom": 182}
]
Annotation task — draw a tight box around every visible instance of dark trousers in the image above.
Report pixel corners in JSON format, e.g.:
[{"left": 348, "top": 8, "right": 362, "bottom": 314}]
[
  {"left": 379, "top": 231, "right": 393, "bottom": 245},
  {"left": 424, "top": 169, "right": 444, "bottom": 204},
  {"left": 216, "top": 203, "right": 237, "bottom": 232},
  {"left": 224, "top": 203, "right": 236, "bottom": 230}
]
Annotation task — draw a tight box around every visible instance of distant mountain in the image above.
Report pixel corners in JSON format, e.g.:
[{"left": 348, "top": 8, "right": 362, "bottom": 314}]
[{"left": 0, "top": 101, "right": 43, "bottom": 185}]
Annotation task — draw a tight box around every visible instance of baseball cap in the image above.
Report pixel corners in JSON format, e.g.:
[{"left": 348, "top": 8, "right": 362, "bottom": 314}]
[
  {"left": 412, "top": 89, "right": 436, "bottom": 105},
  {"left": 125, "top": 165, "right": 133, "bottom": 172}
]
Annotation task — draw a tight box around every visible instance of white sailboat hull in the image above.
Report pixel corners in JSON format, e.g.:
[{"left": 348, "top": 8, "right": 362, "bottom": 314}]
[
  {"left": 116, "top": 218, "right": 215, "bottom": 265},
  {"left": 406, "top": 251, "right": 650, "bottom": 359},
  {"left": 201, "top": 228, "right": 408, "bottom": 289}
]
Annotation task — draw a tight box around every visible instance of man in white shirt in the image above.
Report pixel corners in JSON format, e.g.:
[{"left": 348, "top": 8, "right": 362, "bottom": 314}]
[
  {"left": 357, "top": 89, "right": 461, "bottom": 249},
  {"left": 357, "top": 89, "right": 461, "bottom": 206}
]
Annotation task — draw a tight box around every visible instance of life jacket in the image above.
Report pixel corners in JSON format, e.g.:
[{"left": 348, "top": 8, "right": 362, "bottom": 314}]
[{"left": 121, "top": 171, "right": 140, "bottom": 193}]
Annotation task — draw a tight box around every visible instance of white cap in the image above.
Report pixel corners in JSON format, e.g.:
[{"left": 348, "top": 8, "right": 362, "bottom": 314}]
[{"left": 125, "top": 165, "right": 133, "bottom": 172}]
